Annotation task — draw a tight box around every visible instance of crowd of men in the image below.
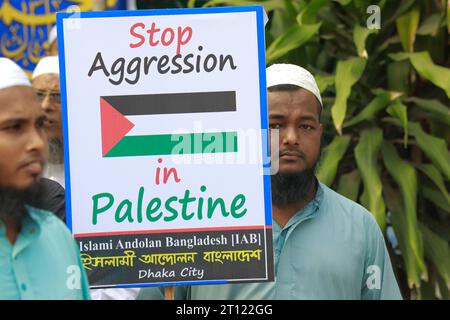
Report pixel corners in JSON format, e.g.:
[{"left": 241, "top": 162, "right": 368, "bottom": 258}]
[{"left": 0, "top": 27, "right": 402, "bottom": 300}]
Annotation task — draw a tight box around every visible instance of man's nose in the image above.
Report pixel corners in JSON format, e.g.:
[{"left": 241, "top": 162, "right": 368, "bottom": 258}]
[
  {"left": 27, "top": 127, "right": 47, "bottom": 155},
  {"left": 282, "top": 126, "right": 300, "bottom": 145},
  {"left": 41, "top": 94, "right": 55, "bottom": 111}
]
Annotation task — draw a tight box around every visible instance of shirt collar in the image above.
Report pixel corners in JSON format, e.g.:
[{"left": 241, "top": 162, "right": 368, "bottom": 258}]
[
  {"left": 1, "top": 206, "right": 44, "bottom": 234},
  {"left": 281, "top": 180, "right": 324, "bottom": 231},
  {"left": 0, "top": 206, "right": 43, "bottom": 256},
  {"left": 272, "top": 181, "right": 325, "bottom": 272}
]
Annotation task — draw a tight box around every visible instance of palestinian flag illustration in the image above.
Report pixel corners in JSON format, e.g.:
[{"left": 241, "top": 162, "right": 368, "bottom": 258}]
[{"left": 100, "top": 91, "right": 238, "bottom": 157}]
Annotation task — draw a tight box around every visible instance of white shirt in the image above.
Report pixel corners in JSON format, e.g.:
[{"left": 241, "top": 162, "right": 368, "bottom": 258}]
[{"left": 90, "top": 288, "right": 141, "bottom": 300}]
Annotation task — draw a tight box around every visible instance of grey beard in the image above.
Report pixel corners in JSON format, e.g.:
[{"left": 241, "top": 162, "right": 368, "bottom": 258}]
[
  {"left": 0, "top": 185, "right": 41, "bottom": 226},
  {"left": 48, "top": 138, "right": 64, "bottom": 164},
  {"left": 271, "top": 166, "right": 317, "bottom": 206}
]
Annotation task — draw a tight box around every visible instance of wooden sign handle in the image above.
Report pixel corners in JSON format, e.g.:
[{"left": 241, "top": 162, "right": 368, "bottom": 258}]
[{"left": 164, "top": 286, "right": 174, "bottom": 300}]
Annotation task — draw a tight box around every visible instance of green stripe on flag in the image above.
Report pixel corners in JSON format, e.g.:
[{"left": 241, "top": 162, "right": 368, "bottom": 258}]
[{"left": 105, "top": 132, "right": 238, "bottom": 157}]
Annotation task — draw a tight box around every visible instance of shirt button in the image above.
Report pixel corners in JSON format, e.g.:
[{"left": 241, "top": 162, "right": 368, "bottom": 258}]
[{"left": 21, "top": 283, "right": 27, "bottom": 291}]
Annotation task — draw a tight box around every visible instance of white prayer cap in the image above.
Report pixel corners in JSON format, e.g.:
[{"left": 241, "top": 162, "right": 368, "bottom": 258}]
[
  {"left": 48, "top": 25, "right": 57, "bottom": 45},
  {"left": 266, "top": 63, "right": 322, "bottom": 108},
  {"left": 0, "top": 57, "right": 31, "bottom": 90},
  {"left": 32, "top": 56, "right": 59, "bottom": 79}
]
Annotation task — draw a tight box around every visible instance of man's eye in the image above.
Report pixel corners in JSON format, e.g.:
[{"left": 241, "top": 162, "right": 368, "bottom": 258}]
[
  {"left": 37, "top": 118, "right": 46, "bottom": 129},
  {"left": 300, "top": 125, "right": 314, "bottom": 130},
  {"left": 269, "top": 124, "right": 281, "bottom": 129},
  {"left": 7, "top": 123, "right": 22, "bottom": 132}
]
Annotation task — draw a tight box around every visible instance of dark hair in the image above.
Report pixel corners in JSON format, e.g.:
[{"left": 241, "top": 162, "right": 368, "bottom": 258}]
[{"left": 268, "top": 84, "right": 322, "bottom": 121}]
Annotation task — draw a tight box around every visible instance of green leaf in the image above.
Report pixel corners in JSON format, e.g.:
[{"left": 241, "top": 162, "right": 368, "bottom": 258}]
[
  {"left": 331, "top": 57, "right": 367, "bottom": 134},
  {"left": 388, "top": 52, "right": 411, "bottom": 61},
  {"left": 421, "top": 185, "right": 450, "bottom": 213},
  {"left": 353, "top": 24, "right": 377, "bottom": 58},
  {"left": 381, "top": 142, "right": 425, "bottom": 278},
  {"left": 395, "top": 4, "right": 420, "bottom": 52},
  {"left": 268, "top": 5, "right": 291, "bottom": 39},
  {"left": 386, "top": 102, "right": 408, "bottom": 148},
  {"left": 354, "top": 128, "right": 386, "bottom": 229},
  {"left": 384, "top": 184, "right": 426, "bottom": 289},
  {"left": 344, "top": 90, "right": 402, "bottom": 128},
  {"left": 406, "top": 97, "right": 450, "bottom": 126},
  {"left": 416, "top": 13, "right": 442, "bottom": 36},
  {"left": 387, "top": 60, "right": 410, "bottom": 93},
  {"left": 335, "top": 0, "right": 352, "bottom": 5},
  {"left": 389, "top": 52, "right": 450, "bottom": 98},
  {"left": 337, "top": 169, "right": 360, "bottom": 201},
  {"left": 417, "top": 164, "right": 450, "bottom": 206},
  {"left": 317, "top": 135, "right": 351, "bottom": 186},
  {"left": 266, "top": 22, "right": 321, "bottom": 64},
  {"left": 409, "top": 122, "right": 450, "bottom": 180},
  {"left": 409, "top": 52, "right": 450, "bottom": 98},
  {"left": 420, "top": 223, "right": 450, "bottom": 288},
  {"left": 282, "top": 0, "right": 299, "bottom": 25},
  {"left": 315, "top": 74, "right": 334, "bottom": 93},
  {"left": 385, "top": 118, "right": 450, "bottom": 180},
  {"left": 296, "top": 0, "right": 329, "bottom": 25}
]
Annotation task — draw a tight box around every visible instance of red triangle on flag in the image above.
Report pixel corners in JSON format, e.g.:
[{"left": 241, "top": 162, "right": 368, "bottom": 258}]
[{"left": 100, "top": 97, "right": 135, "bottom": 156}]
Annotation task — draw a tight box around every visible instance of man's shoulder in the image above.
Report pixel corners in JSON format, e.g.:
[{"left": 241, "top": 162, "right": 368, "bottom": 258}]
[
  {"left": 319, "top": 183, "right": 379, "bottom": 227},
  {"left": 26, "top": 206, "right": 72, "bottom": 237}
]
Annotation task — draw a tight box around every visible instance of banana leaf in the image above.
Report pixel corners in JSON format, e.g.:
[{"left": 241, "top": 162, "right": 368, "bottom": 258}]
[
  {"left": 382, "top": 142, "right": 426, "bottom": 283},
  {"left": 390, "top": 52, "right": 450, "bottom": 98},
  {"left": 354, "top": 128, "right": 386, "bottom": 229},
  {"left": 353, "top": 24, "right": 377, "bottom": 58},
  {"left": 317, "top": 135, "right": 351, "bottom": 186},
  {"left": 420, "top": 223, "right": 450, "bottom": 290},
  {"left": 395, "top": 4, "right": 420, "bottom": 52},
  {"left": 337, "top": 169, "right": 360, "bottom": 202},
  {"left": 266, "top": 22, "right": 321, "bottom": 63},
  {"left": 331, "top": 57, "right": 367, "bottom": 134},
  {"left": 386, "top": 102, "right": 408, "bottom": 147},
  {"left": 384, "top": 183, "right": 427, "bottom": 289}
]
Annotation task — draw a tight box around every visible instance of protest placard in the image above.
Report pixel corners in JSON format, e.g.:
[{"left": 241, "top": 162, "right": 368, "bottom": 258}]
[{"left": 57, "top": 5, "right": 273, "bottom": 288}]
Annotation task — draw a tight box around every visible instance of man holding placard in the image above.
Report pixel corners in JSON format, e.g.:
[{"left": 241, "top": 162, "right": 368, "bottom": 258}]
[{"left": 138, "top": 64, "right": 402, "bottom": 300}]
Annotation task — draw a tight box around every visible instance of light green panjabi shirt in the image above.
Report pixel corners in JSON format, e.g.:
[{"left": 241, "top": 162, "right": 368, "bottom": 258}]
[
  {"left": 138, "top": 182, "right": 402, "bottom": 300},
  {"left": 0, "top": 206, "right": 90, "bottom": 300}
]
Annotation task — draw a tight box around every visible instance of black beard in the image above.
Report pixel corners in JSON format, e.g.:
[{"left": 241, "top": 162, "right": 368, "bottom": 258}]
[
  {"left": 0, "top": 183, "right": 42, "bottom": 225},
  {"left": 271, "top": 166, "right": 317, "bottom": 206}
]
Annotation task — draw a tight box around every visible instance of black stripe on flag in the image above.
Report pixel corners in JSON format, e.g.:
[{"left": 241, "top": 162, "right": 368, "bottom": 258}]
[{"left": 101, "top": 91, "right": 236, "bottom": 116}]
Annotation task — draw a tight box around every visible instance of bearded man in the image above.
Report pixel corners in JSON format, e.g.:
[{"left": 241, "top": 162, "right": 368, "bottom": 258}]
[
  {"left": 0, "top": 58, "right": 89, "bottom": 299},
  {"left": 32, "top": 56, "right": 65, "bottom": 188},
  {"left": 137, "top": 64, "right": 402, "bottom": 300}
]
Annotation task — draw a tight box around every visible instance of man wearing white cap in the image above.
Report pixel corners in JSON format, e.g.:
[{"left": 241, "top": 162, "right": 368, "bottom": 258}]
[
  {"left": 138, "top": 64, "right": 401, "bottom": 300},
  {"left": 32, "top": 57, "right": 140, "bottom": 300},
  {"left": 32, "top": 56, "right": 65, "bottom": 188},
  {"left": 0, "top": 58, "right": 90, "bottom": 299}
]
